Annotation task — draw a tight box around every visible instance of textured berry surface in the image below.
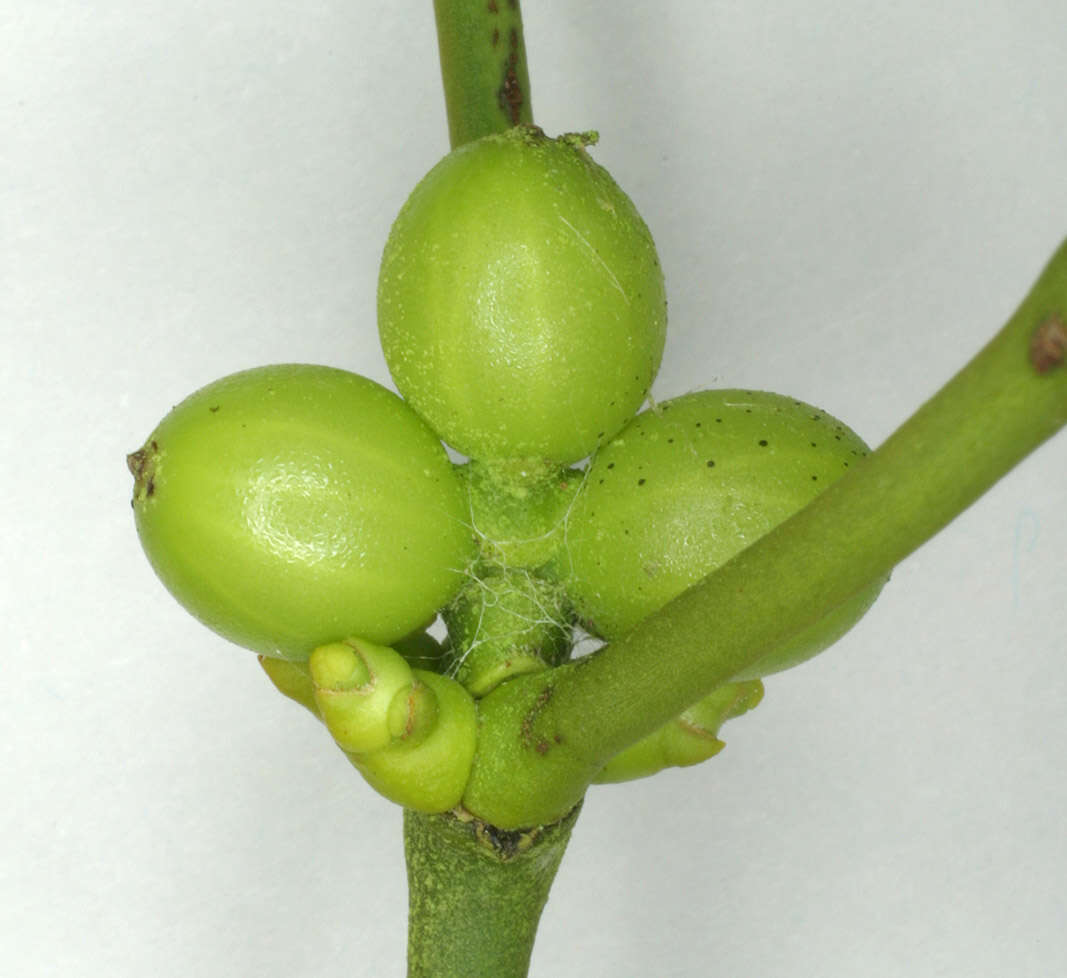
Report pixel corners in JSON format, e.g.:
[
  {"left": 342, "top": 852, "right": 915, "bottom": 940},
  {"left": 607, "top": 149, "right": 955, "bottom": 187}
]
[
  {"left": 559, "top": 389, "right": 885, "bottom": 676},
  {"left": 129, "top": 364, "right": 475, "bottom": 660},
  {"left": 378, "top": 126, "right": 667, "bottom": 463}
]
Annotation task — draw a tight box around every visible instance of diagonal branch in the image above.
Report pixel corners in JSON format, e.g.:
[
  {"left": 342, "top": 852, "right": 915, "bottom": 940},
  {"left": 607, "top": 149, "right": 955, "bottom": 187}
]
[{"left": 463, "top": 238, "right": 1067, "bottom": 829}]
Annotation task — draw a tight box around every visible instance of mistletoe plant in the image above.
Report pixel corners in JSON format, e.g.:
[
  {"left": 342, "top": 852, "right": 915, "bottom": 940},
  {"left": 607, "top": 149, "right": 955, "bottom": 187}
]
[{"left": 127, "top": 3, "right": 1067, "bottom": 976}]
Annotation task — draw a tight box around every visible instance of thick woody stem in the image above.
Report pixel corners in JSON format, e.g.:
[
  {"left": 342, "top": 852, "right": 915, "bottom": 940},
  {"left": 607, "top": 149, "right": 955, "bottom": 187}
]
[{"left": 404, "top": 804, "right": 580, "bottom": 978}]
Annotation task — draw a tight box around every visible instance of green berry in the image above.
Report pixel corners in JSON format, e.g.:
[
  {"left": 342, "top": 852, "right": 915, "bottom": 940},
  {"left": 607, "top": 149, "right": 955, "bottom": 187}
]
[
  {"left": 352, "top": 669, "right": 477, "bottom": 814},
  {"left": 558, "top": 389, "right": 886, "bottom": 677},
  {"left": 128, "top": 364, "right": 475, "bottom": 660},
  {"left": 378, "top": 125, "right": 667, "bottom": 463}
]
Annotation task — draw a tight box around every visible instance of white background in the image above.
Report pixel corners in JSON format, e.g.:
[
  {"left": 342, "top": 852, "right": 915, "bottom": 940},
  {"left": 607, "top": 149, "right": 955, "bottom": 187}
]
[{"left": 4, "top": 2, "right": 1066, "bottom": 975}]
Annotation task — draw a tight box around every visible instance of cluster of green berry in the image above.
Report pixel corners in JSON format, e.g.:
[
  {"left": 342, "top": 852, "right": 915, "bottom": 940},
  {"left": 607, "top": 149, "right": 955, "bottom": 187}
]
[{"left": 129, "top": 126, "right": 883, "bottom": 817}]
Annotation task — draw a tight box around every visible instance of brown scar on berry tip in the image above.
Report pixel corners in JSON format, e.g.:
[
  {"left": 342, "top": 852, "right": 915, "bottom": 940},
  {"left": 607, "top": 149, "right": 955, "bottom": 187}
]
[
  {"left": 126, "top": 448, "right": 147, "bottom": 479},
  {"left": 1029, "top": 315, "right": 1067, "bottom": 373},
  {"left": 126, "top": 439, "right": 158, "bottom": 479},
  {"left": 127, "top": 440, "right": 160, "bottom": 501}
]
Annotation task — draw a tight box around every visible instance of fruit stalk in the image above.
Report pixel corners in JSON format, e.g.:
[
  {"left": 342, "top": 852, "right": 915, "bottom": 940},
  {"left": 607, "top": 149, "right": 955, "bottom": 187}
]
[
  {"left": 463, "top": 237, "right": 1067, "bottom": 828},
  {"left": 403, "top": 805, "right": 580, "bottom": 978},
  {"left": 433, "top": 0, "right": 534, "bottom": 148}
]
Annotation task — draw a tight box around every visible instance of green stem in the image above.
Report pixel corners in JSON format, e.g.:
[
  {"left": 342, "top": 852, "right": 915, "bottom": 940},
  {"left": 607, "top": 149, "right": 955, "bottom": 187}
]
[
  {"left": 463, "top": 239, "right": 1067, "bottom": 829},
  {"left": 433, "top": 0, "right": 533, "bottom": 148},
  {"left": 404, "top": 804, "right": 580, "bottom": 978}
]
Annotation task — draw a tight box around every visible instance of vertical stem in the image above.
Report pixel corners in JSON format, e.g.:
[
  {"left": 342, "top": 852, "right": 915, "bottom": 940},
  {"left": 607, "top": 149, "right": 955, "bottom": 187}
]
[
  {"left": 433, "top": 0, "right": 533, "bottom": 148},
  {"left": 404, "top": 805, "right": 580, "bottom": 978},
  {"left": 404, "top": 7, "right": 550, "bottom": 975}
]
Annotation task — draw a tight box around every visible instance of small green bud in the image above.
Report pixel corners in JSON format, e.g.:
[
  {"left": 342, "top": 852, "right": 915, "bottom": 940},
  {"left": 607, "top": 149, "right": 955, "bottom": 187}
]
[
  {"left": 594, "top": 680, "right": 763, "bottom": 784},
  {"left": 387, "top": 679, "right": 441, "bottom": 746},
  {"left": 352, "top": 671, "right": 477, "bottom": 813},
  {"left": 310, "top": 641, "right": 373, "bottom": 689},
  {"left": 258, "top": 655, "right": 319, "bottom": 717},
  {"left": 310, "top": 638, "right": 414, "bottom": 754}
]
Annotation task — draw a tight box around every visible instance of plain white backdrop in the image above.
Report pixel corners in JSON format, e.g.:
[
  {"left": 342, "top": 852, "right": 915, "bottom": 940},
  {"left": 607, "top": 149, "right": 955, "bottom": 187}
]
[{"left": 4, "top": 2, "right": 1066, "bottom": 975}]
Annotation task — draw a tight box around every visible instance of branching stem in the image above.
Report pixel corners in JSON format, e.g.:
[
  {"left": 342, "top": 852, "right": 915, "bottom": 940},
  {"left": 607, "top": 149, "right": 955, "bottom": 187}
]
[
  {"left": 463, "top": 238, "right": 1067, "bottom": 828},
  {"left": 421, "top": 10, "right": 1067, "bottom": 978}
]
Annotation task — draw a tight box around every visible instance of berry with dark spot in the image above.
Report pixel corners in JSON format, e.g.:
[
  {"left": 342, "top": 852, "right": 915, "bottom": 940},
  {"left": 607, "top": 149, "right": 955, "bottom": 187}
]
[{"left": 557, "top": 389, "right": 885, "bottom": 677}]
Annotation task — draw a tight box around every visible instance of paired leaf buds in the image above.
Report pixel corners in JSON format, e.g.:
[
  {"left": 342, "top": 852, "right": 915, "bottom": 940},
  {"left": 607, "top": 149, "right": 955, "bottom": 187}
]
[{"left": 261, "top": 637, "right": 477, "bottom": 813}]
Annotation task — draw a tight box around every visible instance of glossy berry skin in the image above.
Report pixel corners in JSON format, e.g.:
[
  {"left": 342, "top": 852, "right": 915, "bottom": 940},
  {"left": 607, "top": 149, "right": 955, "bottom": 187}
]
[
  {"left": 558, "top": 389, "right": 886, "bottom": 678},
  {"left": 129, "top": 364, "right": 475, "bottom": 661},
  {"left": 378, "top": 125, "right": 667, "bottom": 464}
]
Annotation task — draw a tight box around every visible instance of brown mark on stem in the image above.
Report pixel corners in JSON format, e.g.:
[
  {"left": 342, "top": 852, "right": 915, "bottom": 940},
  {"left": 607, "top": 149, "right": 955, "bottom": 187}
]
[
  {"left": 497, "top": 28, "right": 524, "bottom": 125},
  {"left": 1029, "top": 315, "right": 1067, "bottom": 373},
  {"left": 450, "top": 803, "right": 544, "bottom": 859},
  {"left": 474, "top": 817, "right": 542, "bottom": 859},
  {"left": 520, "top": 682, "right": 557, "bottom": 755}
]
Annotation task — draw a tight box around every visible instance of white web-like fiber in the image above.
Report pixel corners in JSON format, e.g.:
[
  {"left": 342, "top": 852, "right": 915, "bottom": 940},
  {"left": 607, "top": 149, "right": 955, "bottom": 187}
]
[{"left": 439, "top": 461, "right": 600, "bottom": 680}]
